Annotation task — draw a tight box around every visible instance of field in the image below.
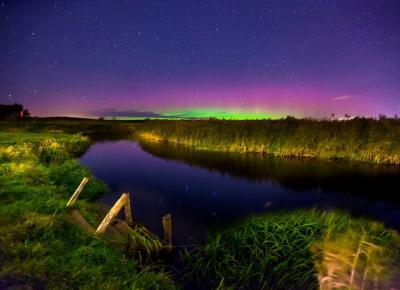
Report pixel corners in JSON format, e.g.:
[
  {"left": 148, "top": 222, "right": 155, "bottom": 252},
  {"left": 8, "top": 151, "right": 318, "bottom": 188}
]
[{"left": 137, "top": 117, "right": 400, "bottom": 164}]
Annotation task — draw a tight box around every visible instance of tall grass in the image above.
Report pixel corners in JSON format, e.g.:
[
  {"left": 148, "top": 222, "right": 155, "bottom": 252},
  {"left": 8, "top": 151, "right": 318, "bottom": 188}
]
[
  {"left": 0, "top": 129, "right": 176, "bottom": 289},
  {"left": 181, "top": 210, "right": 400, "bottom": 289},
  {"left": 312, "top": 224, "right": 398, "bottom": 289},
  {"left": 137, "top": 118, "right": 400, "bottom": 164}
]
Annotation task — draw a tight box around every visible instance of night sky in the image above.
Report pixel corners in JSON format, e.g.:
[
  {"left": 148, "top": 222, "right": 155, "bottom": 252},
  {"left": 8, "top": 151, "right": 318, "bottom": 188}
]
[{"left": 0, "top": 0, "right": 399, "bottom": 118}]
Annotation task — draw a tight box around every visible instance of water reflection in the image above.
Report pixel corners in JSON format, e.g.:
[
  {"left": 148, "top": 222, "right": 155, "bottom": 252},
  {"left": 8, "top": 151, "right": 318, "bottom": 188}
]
[
  {"left": 80, "top": 140, "right": 400, "bottom": 245},
  {"left": 140, "top": 141, "right": 400, "bottom": 201}
]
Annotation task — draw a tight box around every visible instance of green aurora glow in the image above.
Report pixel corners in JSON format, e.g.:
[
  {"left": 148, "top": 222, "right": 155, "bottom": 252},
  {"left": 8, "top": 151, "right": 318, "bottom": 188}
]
[
  {"left": 162, "top": 108, "right": 285, "bottom": 119},
  {"left": 111, "top": 108, "right": 286, "bottom": 120}
]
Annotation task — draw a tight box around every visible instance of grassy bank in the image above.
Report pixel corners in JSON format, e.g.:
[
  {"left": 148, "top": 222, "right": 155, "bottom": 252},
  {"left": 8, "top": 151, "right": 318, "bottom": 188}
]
[
  {"left": 182, "top": 210, "right": 400, "bottom": 289},
  {"left": 0, "top": 127, "right": 176, "bottom": 289},
  {"left": 137, "top": 118, "right": 400, "bottom": 164},
  {"left": 0, "top": 117, "right": 140, "bottom": 137},
  {"left": 2, "top": 118, "right": 400, "bottom": 289}
]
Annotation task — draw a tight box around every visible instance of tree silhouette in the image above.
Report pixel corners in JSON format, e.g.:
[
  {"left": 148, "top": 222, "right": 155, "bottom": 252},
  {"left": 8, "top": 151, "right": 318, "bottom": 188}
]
[
  {"left": 22, "top": 109, "right": 30, "bottom": 118},
  {"left": 0, "top": 103, "right": 30, "bottom": 120}
]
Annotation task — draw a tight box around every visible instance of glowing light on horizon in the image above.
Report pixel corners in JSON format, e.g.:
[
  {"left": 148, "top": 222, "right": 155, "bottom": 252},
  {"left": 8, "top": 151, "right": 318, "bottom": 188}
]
[{"left": 160, "top": 107, "right": 286, "bottom": 119}]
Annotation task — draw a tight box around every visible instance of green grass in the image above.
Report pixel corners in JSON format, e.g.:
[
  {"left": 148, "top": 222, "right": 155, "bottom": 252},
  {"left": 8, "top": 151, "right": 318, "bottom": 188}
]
[
  {"left": 0, "top": 126, "right": 176, "bottom": 289},
  {"left": 137, "top": 117, "right": 400, "bottom": 164},
  {"left": 2, "top": 118, "right": 400, "bottom": 289},
  {"left": 182, "top": 210, "right": 400, "bottom": 289}
]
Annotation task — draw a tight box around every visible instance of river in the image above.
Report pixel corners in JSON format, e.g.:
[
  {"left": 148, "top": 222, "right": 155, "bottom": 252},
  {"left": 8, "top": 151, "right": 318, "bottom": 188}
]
[{"left": 80, "top": 139, "right": 400, "bottom": 245}]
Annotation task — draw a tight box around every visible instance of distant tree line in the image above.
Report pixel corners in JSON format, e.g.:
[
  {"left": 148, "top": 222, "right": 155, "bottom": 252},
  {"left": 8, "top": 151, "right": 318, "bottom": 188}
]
[{"left": 0, "top": 103, "right": 30, "bottom": 120}]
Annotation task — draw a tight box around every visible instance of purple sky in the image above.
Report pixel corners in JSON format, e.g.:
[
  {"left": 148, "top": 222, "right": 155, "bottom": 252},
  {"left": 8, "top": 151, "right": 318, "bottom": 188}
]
[{"left": 0, "top": 0, "right": 399, "bottom": 118}]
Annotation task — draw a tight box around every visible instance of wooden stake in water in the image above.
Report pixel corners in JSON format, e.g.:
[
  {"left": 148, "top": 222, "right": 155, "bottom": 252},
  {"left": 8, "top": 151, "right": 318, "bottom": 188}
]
[
  {"left": 66, "top": 177, "right": 89, "bottom": 207},
  {"left": 124, "top": 193, "right": 133, "bottom": 225},
  {"left": 162, "top": 214, "right": 172, "bottom": 250},
  {"left": 96, "top": 193, "right": 133, "bottom": 235},
  {"left": 69, "top": 209, "right": 94, "bottom": 234}
]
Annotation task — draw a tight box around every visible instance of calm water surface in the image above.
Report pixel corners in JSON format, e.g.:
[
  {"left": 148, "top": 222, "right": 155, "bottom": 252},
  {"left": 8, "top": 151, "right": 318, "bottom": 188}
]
[{"left": 80, "top": 140, "right": 400, "bottom": 245}]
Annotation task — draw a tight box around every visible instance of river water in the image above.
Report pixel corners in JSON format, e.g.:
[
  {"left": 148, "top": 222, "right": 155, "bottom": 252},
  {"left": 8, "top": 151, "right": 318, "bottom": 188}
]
[{"left": 80, "top": 139, "right": 400, "bottom": 245}]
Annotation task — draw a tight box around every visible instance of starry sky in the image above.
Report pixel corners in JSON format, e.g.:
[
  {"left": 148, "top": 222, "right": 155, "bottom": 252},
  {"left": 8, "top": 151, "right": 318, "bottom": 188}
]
[{"left": 0, "top": 0, "right": 399, "bottom": 119}]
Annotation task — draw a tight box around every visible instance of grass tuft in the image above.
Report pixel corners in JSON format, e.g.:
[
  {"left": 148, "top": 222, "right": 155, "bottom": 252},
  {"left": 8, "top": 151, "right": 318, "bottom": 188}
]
[{"left": 182, "top": 210, "right": 400, "bottom": 289}]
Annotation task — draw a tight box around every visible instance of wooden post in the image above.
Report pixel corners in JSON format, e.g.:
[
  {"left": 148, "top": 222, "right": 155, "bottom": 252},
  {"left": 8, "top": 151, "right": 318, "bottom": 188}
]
[
  {"left": 124, "top": 193, "right": 133, "bottom": 225},
  {"left": 96, "top": 193, "right": 130, "bottom": 235},
  {"left": 66, "top": 177, "right": 89, "bottom": 207},
  {"left": 69, "top": 209, "right": 95, "bottom": 234},
  {"left": 162, "top": 214, "right": 172, "bottom": 250}
]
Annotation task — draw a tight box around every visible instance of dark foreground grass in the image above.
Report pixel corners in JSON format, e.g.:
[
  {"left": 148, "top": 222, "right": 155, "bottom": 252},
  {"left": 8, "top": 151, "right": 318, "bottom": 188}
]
[
  {"left": 137, "top": 118, "right": 400, "bottom": 164},
  {"left": 182, "top": 210, "right": 400, "bottom": 290},
  {"left": 0, "top": 128, "right": 176, "bottom": 289}
]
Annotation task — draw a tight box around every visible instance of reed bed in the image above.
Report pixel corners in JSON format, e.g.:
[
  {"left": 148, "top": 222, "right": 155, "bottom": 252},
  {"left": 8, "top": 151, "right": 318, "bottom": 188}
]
[{"left": 137, "top": 118, "right": 400, "bottom": 165}]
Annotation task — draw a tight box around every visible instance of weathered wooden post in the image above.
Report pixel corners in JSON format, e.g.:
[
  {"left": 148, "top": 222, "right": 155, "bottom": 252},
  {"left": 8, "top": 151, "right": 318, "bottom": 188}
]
[
  {"left": 96, "top": 193, "right": 132, "bottom": 235},
  {"left": 124, "top": 193, "right": 133, "bottom": 225},
  {"left": 162, "top": 214, "right": 172, "bottom": 251},
  {"left": 69, "top": 209, "right": 95, "bottom": 234},
  {"left": 66, "top": 177, "right": 89, "bottom": 207}
]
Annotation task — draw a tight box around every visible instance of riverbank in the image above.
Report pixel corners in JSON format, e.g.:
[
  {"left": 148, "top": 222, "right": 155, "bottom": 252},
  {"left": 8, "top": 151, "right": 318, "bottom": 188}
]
[
  {"left": 137, "top": 118, "right": 400, "bottom": 165},
  {"left": 0, "top": 124, "right": 176, "bottom": 289},
  {"left": 0, "top": 117, "right": 140, "bottom": 136}
]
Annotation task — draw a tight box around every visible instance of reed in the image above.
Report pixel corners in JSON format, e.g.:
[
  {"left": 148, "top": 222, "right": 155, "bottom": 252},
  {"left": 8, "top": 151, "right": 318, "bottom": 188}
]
[
  {"left": 181, "top": 210, "right": 400, "bottom": 289},
  {"left": 137, "top": 117, "right": 400, "bottom": 165},
  {"left": 312, "top": 225, "right": 399, "bottom": 289}
]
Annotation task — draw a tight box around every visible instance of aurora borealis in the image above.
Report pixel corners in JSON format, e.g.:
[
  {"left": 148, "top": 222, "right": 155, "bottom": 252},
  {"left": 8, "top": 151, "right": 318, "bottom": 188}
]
[{"left": 0, "top": 1, "right": 399, "bottom": 119}]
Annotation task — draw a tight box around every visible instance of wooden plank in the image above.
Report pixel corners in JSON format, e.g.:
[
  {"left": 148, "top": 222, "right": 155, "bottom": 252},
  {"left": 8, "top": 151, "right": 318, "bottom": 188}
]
[
  {"left": 95, "top": 193, "right": 128, "bottom": 235},
  {"left": 124, "top": 193, "right": 133, "bottom": 225},
  {"left": 104, "top": 222, "right": 127, "bottom": 244},
  {"left": 66, "top": 177, "right": 89, "bottom": 207},
  {"left": 113, "top": 220, "right": 135, "bottom": 236},
  {"left": 114, "top": 220, "right": 159, "bottom": 242},
  {"left": 69, "top": 209, "right": 94, "bottom": 234},
  {"left": 162, "top": 214, "right": 172, "bottom": 250}
]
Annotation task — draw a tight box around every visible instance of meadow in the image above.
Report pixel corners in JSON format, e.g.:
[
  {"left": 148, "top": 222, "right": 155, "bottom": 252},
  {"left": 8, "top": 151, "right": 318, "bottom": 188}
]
[
  {"left": 0, "top": 121, "right": 176, "bottom": 289},
  {"left": 1, "top": 118, "right": 400, "bottom": 289},
  {"left": 137, "top": 117, "right": 400, "bottom": 164}
]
